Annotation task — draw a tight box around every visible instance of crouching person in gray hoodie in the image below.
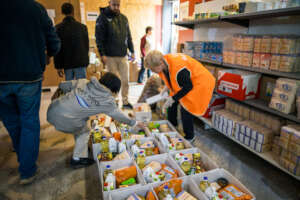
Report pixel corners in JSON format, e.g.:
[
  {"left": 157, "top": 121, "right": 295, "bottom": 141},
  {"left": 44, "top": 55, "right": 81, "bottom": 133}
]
[{"left": 47, "top": 72, "right": 144, "bottom": 169}]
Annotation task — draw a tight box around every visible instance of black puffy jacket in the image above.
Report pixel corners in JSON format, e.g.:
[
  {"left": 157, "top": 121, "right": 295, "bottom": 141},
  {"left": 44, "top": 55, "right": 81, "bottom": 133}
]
[
  {"left": 0, "top": 1, "right": 60, "bottom": 83},
  {"left": 54, "top": 16, "right": 89, "bottom": 70},
  {"left": 95, "top": 7, "right": 134, "bottom": 57}
]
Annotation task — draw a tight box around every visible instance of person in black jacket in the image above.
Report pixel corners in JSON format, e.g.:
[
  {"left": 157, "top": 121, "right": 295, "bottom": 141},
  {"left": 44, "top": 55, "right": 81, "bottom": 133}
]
[
  {"left": 0, "top": 1, "right": 60, "bottom": 185},
  {"left": 95, "top": 0, "right": 135, "bottom": 109},
  {"left": 54, "top": 3, "right": 89, "bottom": 81}
]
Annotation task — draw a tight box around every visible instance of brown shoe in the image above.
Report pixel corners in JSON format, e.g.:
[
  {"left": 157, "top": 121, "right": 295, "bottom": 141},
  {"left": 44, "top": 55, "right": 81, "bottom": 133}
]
[{"left": 19, "top": 169, "right": 39, "bottom": 185}]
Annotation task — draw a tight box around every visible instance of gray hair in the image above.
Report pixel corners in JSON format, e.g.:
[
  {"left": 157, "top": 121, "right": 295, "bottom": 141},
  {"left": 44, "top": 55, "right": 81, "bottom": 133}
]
[{"left": 144, "top": 50, "right": 164, "bottom": 69}]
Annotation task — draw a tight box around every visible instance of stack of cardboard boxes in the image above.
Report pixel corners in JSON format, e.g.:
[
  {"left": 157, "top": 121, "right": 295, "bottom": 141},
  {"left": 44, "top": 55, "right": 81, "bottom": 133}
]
[
  {"left": 269, "top": 78, "right": 300, "bottom": 114},
  {"left": 278, "top": 125, "right": 300, "bottom": 176},
  {"left": 212, "top": 99, "right": 285, "bottom": 153}
]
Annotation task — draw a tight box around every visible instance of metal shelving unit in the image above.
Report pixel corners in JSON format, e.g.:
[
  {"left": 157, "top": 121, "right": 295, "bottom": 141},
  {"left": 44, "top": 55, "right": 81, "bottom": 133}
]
[
  {"left": 174, "top": 6, "right": 300, "bottom": 180},
  {"left": 197, "top": 58, "right": 300, "bottom": 80},
  {"left": 174, "top": 6, "right": 300, "bottom": 28}
]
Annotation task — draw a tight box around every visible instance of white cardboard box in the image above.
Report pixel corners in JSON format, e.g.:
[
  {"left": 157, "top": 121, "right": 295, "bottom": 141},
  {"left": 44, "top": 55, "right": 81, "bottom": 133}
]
[
  {"left": 109, "top": 184, "right": 158, "bottom": 200},
  {"left": 157, "top": 132, "right": 193, "bottom": 153},
  {"left": 191, "top": 168, "right": 256, "bottom": 200},
  {"left": 133, "top": 103, "right": 152, "bottom": 122},
  {"left": 126, "top": 137, "right": 165, "bottom": 158}
]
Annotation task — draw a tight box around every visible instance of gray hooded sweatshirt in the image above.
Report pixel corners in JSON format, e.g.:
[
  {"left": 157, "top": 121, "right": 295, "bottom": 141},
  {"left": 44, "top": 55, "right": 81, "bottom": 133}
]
[{"left": 47, "top": 77, "right": 136, "bottom": 133}]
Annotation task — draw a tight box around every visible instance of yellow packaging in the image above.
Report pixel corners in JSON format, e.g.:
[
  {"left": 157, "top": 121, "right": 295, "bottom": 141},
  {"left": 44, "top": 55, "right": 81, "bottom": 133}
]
[
  {"left": 219, "top": 184, "right": 252, "bottom": 200},
  {"left": 271, "top": 36, "right": 282, "bottom": 54},
  {"left": 236, "top": 52, "right": 243, "bottom": 66},
  {"left": 272, "top": 143, "right": 282, "bottom": 156},
  {"left": 241, "top": 52, "right": 253, "bottom": 67},
  {"left": 252, "top": 53, "right": 261, "bottom": 68},
  {"left": 260, "top": 36, "right": 272, "bottom": 53},
  {"left": 254, "top": 37, "right": 262, "bottom": 53},
  {"left": 270, "top": 54, "right": 281, "bottom": 71}
]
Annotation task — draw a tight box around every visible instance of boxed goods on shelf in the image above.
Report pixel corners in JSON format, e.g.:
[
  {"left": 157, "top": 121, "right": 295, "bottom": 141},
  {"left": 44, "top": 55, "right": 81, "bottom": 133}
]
[
  {"left": 259, "top": 76, "right": 276, "bottom": 102},
  {"left": 99, "top": 159, "right": 146, "bottom": 200},
  {"left": 202, "top": 93, "right": 226, "bottom": 118},
  {"left": 212, "top": 109, "right": 244, "bottom": 137},
  {"left": 192, "top": 168, "right": 255, "bottom": 200},
  {"left": 126, "top": 137, "right": 165, "bottom": 158},
  {"left": 298, "top": 89, "right": 300, "bottom": 119},
  {"left": 269, "top": 78, "right": 300, "bottom": 114},
  {"left": 157, "top": 132, "right": 192, "bottom": 152},
  {"left": 194, "top": 41, "right": 223, "bottom": 63},
  {"left": 217, "top": 69, "right": 261, "bottom": 101},
  {"left": 133, "top": 103, "right": 152, "bottom": 122},
  {"left": 235, "top": 120, "right": 273, "bottom": 153},
  {"left": 170, "top": 148, "right": 218, "bottom": 176},
  {"left": 272, "top": 136, "right": 282, "bottom": 159},
  {"left": 109, "top": 185, "right": 158, "bottom": 200},
  {"left": 278, "top": 125, "right": 300, "bottom": 176},
  {"left": 152, "top": 177, "right": 203, "bottom": 200},
  {"left": 139, "top": 153, "right": 184, "bottom": 184},
  {"left": 183, "top": 41, "right": 196, "bottom": 58}
]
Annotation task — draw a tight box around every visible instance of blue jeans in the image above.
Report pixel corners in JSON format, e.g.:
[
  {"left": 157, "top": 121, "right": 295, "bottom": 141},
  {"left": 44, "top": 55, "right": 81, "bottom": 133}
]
[
  {"left": 0, "top": 81, "right": 41, "bottom": 179},
  {"left": 138, "top": 58, "right": 151, "bottom": 83},
  {"left": 64, "top": 67, "right": 87, "bottom": 81}
]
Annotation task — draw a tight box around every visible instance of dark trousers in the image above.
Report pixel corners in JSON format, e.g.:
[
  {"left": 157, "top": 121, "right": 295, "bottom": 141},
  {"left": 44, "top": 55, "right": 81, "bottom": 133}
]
[
  {"left": 0, "top": 81, "right": 42, "bottom": 179},
  {"left": 167, "top": 101, "right": 195, "bottom": 139},
  {"left": 138, "top": 57, "right": 151, "bottom": 83}
]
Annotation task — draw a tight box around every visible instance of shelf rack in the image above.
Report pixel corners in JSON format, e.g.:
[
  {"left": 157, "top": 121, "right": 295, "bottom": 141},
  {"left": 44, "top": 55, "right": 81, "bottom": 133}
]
[{"left": 174, "top": 6, "right": 300, "bottom": 28}]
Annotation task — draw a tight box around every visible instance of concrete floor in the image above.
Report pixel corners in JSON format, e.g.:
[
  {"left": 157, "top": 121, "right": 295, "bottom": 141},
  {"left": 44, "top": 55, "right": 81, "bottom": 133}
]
[{"left": 0, "top": 83, "right": 299, "bottom": 199}]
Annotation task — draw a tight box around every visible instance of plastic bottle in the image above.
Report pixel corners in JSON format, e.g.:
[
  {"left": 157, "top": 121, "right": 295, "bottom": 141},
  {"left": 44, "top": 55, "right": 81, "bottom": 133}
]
[
  {"left": 158, "top": 185, "right": 171, "bottom": 199},
  {"left": 103, "top": 173, "right": 115, "bottom": 191},
  {"left": 180, "top": 157, "right": 191, "bottom": 174},
  {"left": 103, "top": 165, "right": 113, "bottom": 180},
  {"left": 100, "top": 136, "right": 109, "bottom": 153},
  {"left": 164, "top": 194, "right": 173, "bottom": 200},
  {"left": 109, "top": 138, "right": 117, "bottom": 153},
  {"left": 136, "top": 151, "right": 146, "bottom": 169},
  {"left": 175, "top": 153, "right": 184, "bottom": 164}
]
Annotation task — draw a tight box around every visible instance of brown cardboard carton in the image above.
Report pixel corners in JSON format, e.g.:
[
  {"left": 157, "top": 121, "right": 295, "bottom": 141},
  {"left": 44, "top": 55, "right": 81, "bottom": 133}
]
[
  {"left": 259, "top": 76, "right": 276, "bottom": 102},
  {"left": 129, "top": 61, "right": 139, "bottom": 82}
]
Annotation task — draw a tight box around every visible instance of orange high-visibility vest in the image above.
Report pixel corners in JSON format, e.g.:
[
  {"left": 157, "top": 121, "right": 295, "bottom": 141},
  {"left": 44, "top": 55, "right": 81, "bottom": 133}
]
[{"left": 159, "top": 54, "right": 215, "bottom": 116}]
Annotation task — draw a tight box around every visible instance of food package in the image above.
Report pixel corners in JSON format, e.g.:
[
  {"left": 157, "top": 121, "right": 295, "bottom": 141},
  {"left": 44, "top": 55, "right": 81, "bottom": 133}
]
[
  {"left": 271, "top": 36, "right": 282, "bottom": 54},
  {"left": 269, "top": 98, "right": 296, "bottom": 114},
  {"left": 223, "top": 51, "right": 236, "bottom": 65},
  {"left": 275, "top": 78, "right": 300, "bottom": 95},
  {"left": 233, "top": 34, "right": 243, "bottom": 51},
  {"left": 272, "top": 143, "right": 282, "bottom": 156},
  {"left": 288, "top": 142, "right": 300, "bottom": 156},
  {"left": 115, "top": 165, "right": 137, "bottom": 185},
  {"left": 218, "top": 184, "right": 253, "bottom": 200},
  {"left": 260, "top": 36, "right": 272, "bottom": 53},
  {"left": 176, "top": 191, "right": 197, "bottom": 200},
  {"left": 154, "top": 179, "right": 183, "bottom": 197},
  {"left": 113, "top": 151, "right": 131, "bottom": 161},
  {"left": 252, "top": 53, "right": 261, "bottom": 68},
  {"left": 270, "top": 54, "right": 281, "bottom": 71},
  {"left": 236, "top": 52, "right": 243, "bottom": 66},
  {"left": 272, "top": 88, "right": 295, "bottom": 104},
  {"left": 146, "top": 191, "right": 156, "bottom": 200},
  {"left": 280, "top": 36, "right": 299, "bottom": 55},
  {"left": 254, "top": 36, "right": 262, "bottom": 53},
  {"left": 279, "top": 55, "right": 300, "bottom": 72},
  {"left": 260, "top": 54, "right": 272, "bottom": 69},
  {"left": 242, "top": 35, "right": 254, "bottom": 52},
  {"left": 241, "top": 52, "right": 253, "bottom": 67},
  {"left": 143, "top": 161, "right": 162, "bottom": 173}
]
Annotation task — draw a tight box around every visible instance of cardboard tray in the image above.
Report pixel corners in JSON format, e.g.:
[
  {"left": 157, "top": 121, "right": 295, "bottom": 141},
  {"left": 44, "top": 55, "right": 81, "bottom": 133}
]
[
  {"left": 126, "top": 137, "right": 166, "bottom": 158},
  {"left": 109, "top": 184, "right": 159, "bottom": 200},
  {"left": 140, "top": 153, "right": 186, "bottom": 184},
  {"left": 99, "top": 159, "right": 146, "bottom": 200},
  {"left": 157, "top": 132, "right": 193, "bottom": 153},
  {"left": 191, "top": 168, "right": 256, "bottom": 200},
  {"left": 151, "top": 176, "right": 204, "bottom": 200},
  {"left": 170, "top": 148, "right": 218, "bottom": 176}
]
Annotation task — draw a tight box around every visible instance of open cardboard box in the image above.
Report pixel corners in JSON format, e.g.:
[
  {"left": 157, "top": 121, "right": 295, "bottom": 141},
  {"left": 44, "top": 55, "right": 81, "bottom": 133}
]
[
  {"left": 109, "top": 182, "right": 159, "bottom": 200},
  {"left": 146, "top": 120, "right": 178, "bottom": 137},
  {"left": 191, "top": 168, "right": 256, "bottom": 200},
  {"left": 157, "top": 132, "right": 193, "bottom": 153},
  {"left": 170, "top": 148, "right": 218, "bottom": 176},
  {"left": 139, "top": 153, "right": 185, "bottom": 184},
  {"left": 151, "top": 176, "right": 204, "bottom": 200},
  {"left": 126, "top": 137, "right": 166, "bottom": 158},
  {"left": 133, "top": 103, "right": 152, "bottom": 122},
  {"left": 99, "top": 159, "right": 146, "bottom": 200}
]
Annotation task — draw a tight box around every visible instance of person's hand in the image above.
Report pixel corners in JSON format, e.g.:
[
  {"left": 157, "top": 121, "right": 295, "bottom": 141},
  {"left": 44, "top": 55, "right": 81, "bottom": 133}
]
[
  {"left": 57, "top": 69, "right": 64, "bottom": 78},
  {"left": 131, "top": 54, "right": 135, "bottom": 61},
  {"left": 101, "top": 56, "right": 107, "bottom": 65},
  {"left": 132, "top": 121, "right": 145, "bottom": 131},
  {"left": 162, "top": 96, "right": 175, "bottom": 112}
]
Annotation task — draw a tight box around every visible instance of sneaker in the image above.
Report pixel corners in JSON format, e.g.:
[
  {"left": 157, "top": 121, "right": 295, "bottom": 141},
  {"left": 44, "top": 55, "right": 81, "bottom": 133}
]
[
  {"left": 19, "top": 168, "right": 39, "bottom": 185},
  {"left": 122, "top": 103, "right": 133, "bottom": 109},
  {"left": 70, "top": 158, "right": 95, "bottom": 169}
]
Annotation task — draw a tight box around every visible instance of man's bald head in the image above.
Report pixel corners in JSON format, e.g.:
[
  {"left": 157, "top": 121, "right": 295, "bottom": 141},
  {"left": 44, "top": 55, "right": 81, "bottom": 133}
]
[{"left": 109, "top": 0, "right": 120, "bottom": 14}]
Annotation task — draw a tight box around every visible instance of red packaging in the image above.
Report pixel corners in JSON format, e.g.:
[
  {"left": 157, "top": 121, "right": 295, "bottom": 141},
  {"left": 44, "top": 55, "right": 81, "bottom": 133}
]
[
  {"left": 203, "top": 94, "right": 226, "bottom": 118},
  {"left": 260, "top": 54, "right": 272, "bottom": 69},
  {"left": 217, "top": 70, "right": 261, "bottom": 101}
]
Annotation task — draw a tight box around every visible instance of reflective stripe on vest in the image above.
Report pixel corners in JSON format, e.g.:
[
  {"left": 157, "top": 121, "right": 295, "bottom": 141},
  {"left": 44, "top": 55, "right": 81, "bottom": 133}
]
[{"left": 159, "top": 54, "right": 215, "bottom": 116}]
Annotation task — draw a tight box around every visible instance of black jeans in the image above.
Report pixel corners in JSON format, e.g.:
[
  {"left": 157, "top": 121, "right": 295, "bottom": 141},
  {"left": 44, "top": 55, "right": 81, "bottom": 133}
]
[
  {"left": 167, "top": 101, "right": 195, "bottom": 140},
  {"left": 138, "top": 57, "right": 151, "bottom": 83}
]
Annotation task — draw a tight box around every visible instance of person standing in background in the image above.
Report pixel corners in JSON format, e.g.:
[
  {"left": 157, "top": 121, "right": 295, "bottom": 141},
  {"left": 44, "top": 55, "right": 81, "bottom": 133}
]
[
  {"left": 138, "top": 26, "right": 153, "bottom": 84},
  {"left": 0, "top": 1, "right": 60, "bottom": 185},
  {"left": 95, "top": 0, "right": 135, "bottom": 109},
  {"left": 54, "top": 3, "right": 89, "bottom": 81}
]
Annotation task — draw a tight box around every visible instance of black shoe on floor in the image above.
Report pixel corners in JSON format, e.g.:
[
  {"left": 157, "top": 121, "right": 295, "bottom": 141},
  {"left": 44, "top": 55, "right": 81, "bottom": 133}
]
[
  {"left": 70, "top": 158, "right": 95, "bottom": 169},
  {"left": 123, "top": 103, "right": 133, "bottom": 109}
]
